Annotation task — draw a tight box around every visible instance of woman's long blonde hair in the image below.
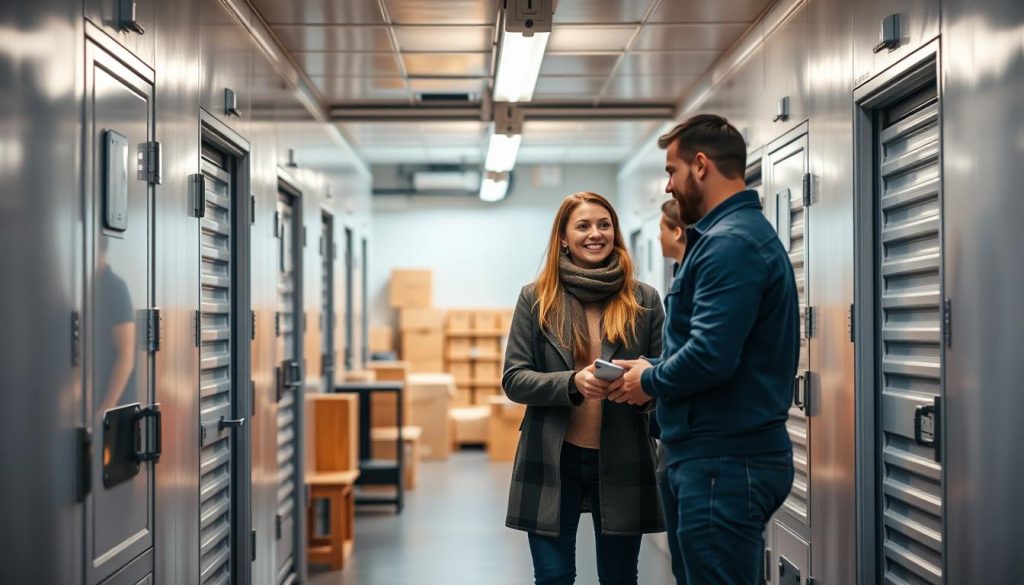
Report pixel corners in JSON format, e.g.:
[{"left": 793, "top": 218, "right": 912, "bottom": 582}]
[{"left": 535, "top": 192, "right": 642, "bottom": 363}]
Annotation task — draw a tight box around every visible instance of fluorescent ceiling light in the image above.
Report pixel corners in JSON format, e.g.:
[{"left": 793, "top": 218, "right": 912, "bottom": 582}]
[
  {"left": 480, "top": 173, "right": 510, "bottom": 202},
  {"left": 484, "top": 131, "right": 522, "bottom": 173},
  {"left": 494, "top": 31, "right": 549, "bottom": 103}
]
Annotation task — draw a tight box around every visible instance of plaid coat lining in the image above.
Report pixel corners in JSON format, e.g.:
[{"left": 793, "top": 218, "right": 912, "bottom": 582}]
[{"left": 502, "top": 282, "right": 666, "bottom": 537}]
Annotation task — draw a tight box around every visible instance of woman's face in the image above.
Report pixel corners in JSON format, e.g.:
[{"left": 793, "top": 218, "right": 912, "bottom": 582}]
[{"left": 561, "top": 202, "right": 615, "bottom": 269}]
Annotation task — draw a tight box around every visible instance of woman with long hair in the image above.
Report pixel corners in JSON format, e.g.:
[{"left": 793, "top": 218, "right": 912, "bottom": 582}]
[{"left": 502, "top": 192, "right": 665, "bottom": 584}]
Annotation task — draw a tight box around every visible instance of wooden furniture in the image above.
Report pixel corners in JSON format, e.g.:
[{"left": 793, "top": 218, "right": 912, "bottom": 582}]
[
  {"left": 406, "top": 373, "right": 456, "bottom": 460},
  {"left": 334, "top": 381, "right": 406, "bottom": 512},
  {"left": 371, "top": 426, "right": 423, "bottom": 489},
  {"left": 366, "top": 361, "right": 411, "bottom": 428},
  {"left": 450, "top": 406, "right": 491, "bottom": 448},
  {"left": 306, "top": 470, "right": 360, "bottom": 570}
]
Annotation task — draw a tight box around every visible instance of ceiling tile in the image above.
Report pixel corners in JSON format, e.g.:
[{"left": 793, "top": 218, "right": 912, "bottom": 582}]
[
  {"left": 424, "top": 146, "right": 483, "bottom": 162},
  {"left": 418, "top": 121, "right": 486, "bottom": 145},
  {"left": 294, "top": 52, "right": 402, "bottom": 77},
  {"left": 383, "top": 0, "right": 498, "bottom": 25},
  {"left": 252, "top": 0, "right": 385, "bottom": 24},
  {"left": 517, "top": 145, "right": 569, "bottom": 164},
  {"left": 631, "top": 23, "right": 750, "bottom": 51},
  {"left": 564, "top": 145, "right": 632, "bottom": 163},
  {"left": 616, "top": 52, "right": 720, "bottom": 77},
  {"left": 401, "top": 53, "right": 490, "bottom": 77},
  {"left": 394, "top": 26, "right": 493, "bottom": 52},
  {"left": 311, "top": 77, "right": 408, "bottom": 102},
  {"left": 407, "top": 78, "right": 487, "bottom": 95},
  {"left": 648, "top": 0, "right": 772, "bottom": 24},
  {"left": 534, "top": 76, "right": 608, "bottom": 98},
  {"left": 360, "top": 146, "right": 431, "bottom": 162},
  {"left": 523, "top": 120, "right": 583, "bottom": 138},
  {"left": 551, "top": 0, "right": 657, "bottom": 24},
  {"left": 272, "top": 25, "right": 393, "bottom": 52},
  {"left": 548, "top": 26, "right": 638, "bottom": 52},
  {"left": 602, "top": 74, "right": 701, "bottom": 101},
  {"left": 344, "top": 121, "right": 423, "bottom": 145},
  {"left": 540, "top": 53, "right": 621, "bottom": 77}
]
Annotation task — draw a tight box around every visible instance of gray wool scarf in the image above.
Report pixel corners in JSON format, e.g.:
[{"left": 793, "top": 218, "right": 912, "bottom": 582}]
[{"left": 558, "top": 252, "right": 625, "bottom": 364}]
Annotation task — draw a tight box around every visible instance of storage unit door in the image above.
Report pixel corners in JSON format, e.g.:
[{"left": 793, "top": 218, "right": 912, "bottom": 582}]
[
  {"left": 874, "top": 81, "right": 944, "bottom": 585},
  {"left": 84, "top": 39, "right": 156, "bottom": 585},
  {"left": 321, "top": 213, "right": 336, "bottom": 391},
  {"left": 275, "top": 193, "right": 302, "bottom": 584},
  {"left": 198, "top": 146, "right": 239, "bottom": 584}
]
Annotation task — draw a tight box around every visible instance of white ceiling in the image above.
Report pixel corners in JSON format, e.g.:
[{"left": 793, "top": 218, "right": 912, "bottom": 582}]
[{"left": 249, "top": 0, "right": 775, "bottom": 165}]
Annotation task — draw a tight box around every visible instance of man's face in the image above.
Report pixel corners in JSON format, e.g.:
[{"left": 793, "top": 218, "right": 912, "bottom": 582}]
[{"left": 664, "top": 142, "right": 705, "bottom": 225}]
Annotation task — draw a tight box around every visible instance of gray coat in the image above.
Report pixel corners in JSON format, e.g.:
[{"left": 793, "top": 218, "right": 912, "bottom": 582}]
[{"left": 502, "top": 282, "right": 665, "bottom": 537}]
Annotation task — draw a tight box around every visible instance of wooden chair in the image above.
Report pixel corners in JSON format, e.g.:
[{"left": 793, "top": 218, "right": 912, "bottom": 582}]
[{"left": 307, "top": 470, "right": 359, "bottom": 570}]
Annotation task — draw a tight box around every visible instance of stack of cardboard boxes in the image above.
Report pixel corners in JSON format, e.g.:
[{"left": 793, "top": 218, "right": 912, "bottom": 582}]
[
  {"left": 389, "top": 269, "right": 445, "bottom": 374},
  {"left": 445, "top": 309, "right": 513, "bottom": 406}
]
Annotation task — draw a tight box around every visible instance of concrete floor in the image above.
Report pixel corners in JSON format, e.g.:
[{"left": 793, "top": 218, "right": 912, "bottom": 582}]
[{"left": 309, "top": 450, "right": 675, "bottom": 585}]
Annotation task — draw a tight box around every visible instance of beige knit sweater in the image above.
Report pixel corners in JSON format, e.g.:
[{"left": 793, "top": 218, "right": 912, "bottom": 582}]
[{"left": 564, "top": 302, "right": 604, "bottom": 449}]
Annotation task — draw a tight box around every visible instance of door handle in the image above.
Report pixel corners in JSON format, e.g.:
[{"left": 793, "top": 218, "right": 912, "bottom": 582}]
[
  {"left": 793, "top": 371, "right": 810, "bottom": 414},
  {"left": 218, "top": 416, "right": 246, "bottom": 431}
]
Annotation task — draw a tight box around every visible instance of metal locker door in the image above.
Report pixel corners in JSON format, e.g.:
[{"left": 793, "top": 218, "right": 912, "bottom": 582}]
[
  {"left": 197, "top": 144, "right": 246, "bottom": 584},
  {"left": 343, "top": 226, "right": 354, "bottom": 370},
  {"left": 83, "top": 39, "right": 158, "bottom": 585},
  {"left": 765, "top": 129, "right": 812, "bottom": 529},
  {"left": 873, "top": 80, "right": 944, "bottom": 585},
  {"left": 321, "top": 213, "right": 336, "bottom": 391},
  {"left": 275, "top": 192, "right": 303, "bottom": 584}
]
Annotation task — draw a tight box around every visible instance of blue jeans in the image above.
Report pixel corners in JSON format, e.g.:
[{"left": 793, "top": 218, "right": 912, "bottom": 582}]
[
  {"left": 657, "top": 469, "right": 684, "bottom": 581},
  {"left": 666, "top": 451, "right": 794, "bottom": 585},
  {"left": 527, "top": 442, "right": 642, "bottom": 585}
]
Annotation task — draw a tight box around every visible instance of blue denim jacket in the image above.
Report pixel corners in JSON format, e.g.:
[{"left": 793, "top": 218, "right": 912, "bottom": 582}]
[{"left": 641, "top": 190, "right": 798, "bottom": 464}]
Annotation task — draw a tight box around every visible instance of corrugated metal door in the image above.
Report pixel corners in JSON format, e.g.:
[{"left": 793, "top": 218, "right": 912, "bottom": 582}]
[
  {"left": 83, "top": 38, "right": 156, "bottom": 585},
  {"left": 875, "top": 82, "right": 944, "bottom": 585},
  {"left": 197, "top": 145, "right": 240, "bottom": 584},
  {"left": 766, "top": 131, "right": 812, "bottom": 528},
  {"left": 275, "top": 192, "right": 302, "bottom": 584},
  {"left": 321, "top": 213, "right": 336, "bottom": 391}
]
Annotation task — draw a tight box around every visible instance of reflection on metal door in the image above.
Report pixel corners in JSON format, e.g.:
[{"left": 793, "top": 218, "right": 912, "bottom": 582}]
[
  {"left": 361, "top": 237, "right": 369, "bottom": 365},
  {"left": 198, "top": 144, "right": 243, "bottom": 584},
  {"left": 875, "top": 81, "right": 943, "bottom": 585},
  {"left": 321, "top": 213, "right": 336, "bottom": 391},
  {"left": 343, "top": 227, "right": 354, "bottom": 369},
  {"left": 765, "top": 130, "right": 812, "bottom": 528},
  {"left": 275, "top": 192, "right": 302, "bottom": 584},
  {"left": 83, "top": 38, "right": 157, "bottom": 585}
]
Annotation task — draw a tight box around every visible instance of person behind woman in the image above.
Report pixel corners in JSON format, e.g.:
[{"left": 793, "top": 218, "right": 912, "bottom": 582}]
[
  {"left": 653, "top": 198, "right": 687, "bottom": 581},
  {"left": 502, "top": 191, "right": 665, "bottom": 585}
]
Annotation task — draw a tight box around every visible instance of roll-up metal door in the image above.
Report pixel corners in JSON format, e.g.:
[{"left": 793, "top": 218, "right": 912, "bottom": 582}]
[
  {"left": 197, "top": 145, "right": 241, "bottom": 584},
  {"left": 875, "top": 82, "right": 943, "bottom": 585},
  {"left": 766, "top": 130, "right": 812, "bottom": 527},
  {"left": 321, "top": 213, "right": 336, "bottom": 391},
  {"left": 275, "top": 192, "right": 302, "bottom": 584}
]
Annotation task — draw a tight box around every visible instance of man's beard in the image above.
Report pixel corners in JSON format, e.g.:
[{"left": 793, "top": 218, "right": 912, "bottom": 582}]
[{"left": 674, "top": 173, "right": 704, "bottom": 225}]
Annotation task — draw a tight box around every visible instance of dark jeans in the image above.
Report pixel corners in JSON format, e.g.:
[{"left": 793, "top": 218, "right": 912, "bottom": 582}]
[
  {"left": 665, "top": 451, "right": 794, "bottom": 585},
  {"left": 656, "top": 469, "right": 685, "bottom": 581},
  {"left": 527, "top": 442, "right": 642, "bottom": 585}
]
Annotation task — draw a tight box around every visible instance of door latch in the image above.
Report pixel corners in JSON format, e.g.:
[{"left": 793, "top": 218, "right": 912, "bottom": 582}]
[{"left": 793, "top": 370, "right": 811, "bottom": 414}]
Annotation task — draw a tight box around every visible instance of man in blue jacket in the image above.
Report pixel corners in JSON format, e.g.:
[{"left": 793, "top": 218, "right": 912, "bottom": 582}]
[{"left": 611, "top": 114, "right": 798, "bottom": 585}]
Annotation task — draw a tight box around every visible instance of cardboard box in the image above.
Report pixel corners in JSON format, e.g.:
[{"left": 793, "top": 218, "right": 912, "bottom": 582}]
[
  {"left": 453, "top": 388, "right": 474, "bottom": 406},
  {"left": 488, "top": 395, "right": 526, "bottom": 462},
  {"left": 367, "top": 361, "right": 409, "bottom": 382},
  {"left": 473, "top": 387, "right": 501, "bottom": 405},
  {"left": 369, "top": 326, "right": 394, "bottom": 353},
  {"left": 406, "top": 373, "right": 455, "bottom": 460},
  {"left": 472, "top": 361, "right": 501, "bottom": 382},
  {"left": 472, "top": 338, "right": 501, "bottom": 357},
  {"left": 447, "top": 338, "right": 472, "bottom": 359},
  {"left": 449, "top": 361, "right": 472, "bottom": 384},
  {"left": 344, "top": 370, "right": 376, "bottom": 382},
  {"left": 371, "top": 426, "right": 422, "bottom": 489},
  {"left": 365, "top": 361, "right": 410, "bottom": 428},
  {"left": 306, "top": 394, "right": 360, "bottom": 473},
  {"left": 399, "top": 308, "right": 445, "bottom": 331},
  {"left": 497, "top": 309, "right": 515, "bottom": 333},
  {"left": 402, "top": 330, "right": 445, "bottom": 361},
  {"left": 447, "top": 310, "right": 473, "bottom": 331},
  {"left": 407, "top": 359, "right": 445, "bottom": 374},
  {"left": 472, "top": 310, "right": 500, "bottom": 331},
  {"left": 390, "top": 269, "right": 432, "bottom": 308},
  {"left": 450, "top": 406, "right": 490, "bottom": 446}
]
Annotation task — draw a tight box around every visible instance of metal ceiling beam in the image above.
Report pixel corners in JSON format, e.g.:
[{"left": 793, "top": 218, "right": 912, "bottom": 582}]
[{"left": 329, "top": 103, "right": 674, "bottom": 122}]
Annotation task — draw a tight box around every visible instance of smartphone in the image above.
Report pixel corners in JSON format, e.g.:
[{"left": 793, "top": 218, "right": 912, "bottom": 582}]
[{"left": 593, "top": 359, "right": 625, "bottom": 381}]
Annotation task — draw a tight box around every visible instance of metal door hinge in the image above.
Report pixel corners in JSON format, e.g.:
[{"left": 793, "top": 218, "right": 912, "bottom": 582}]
[
  {"left": 250, "top": 195, "right": 256, "bottom": 225},
  {"left": 807, "top": 578, "right": 818, "bottom": 585},
  {"left": 136, "top": 404, "right": 162, "bottom": 463},
  {"left": 251, "top": 380, "right": 256, "bottom": 417},
  {"left": 118, "top": 0, "right": 145, "bottom": 34},
  {"left": 194, "top": 310, "right": 201, "bottom": 347},
  {"left": 848, "top": 303, "right": 855, "bottom": 342},
  {"left": 274, "top": 312, "right": 281, "bottom": 337},
  {"left": 803, "top": 306, "right": 814, "bottom": 339},
  {"left": 274, "top": 211, "right": 281, "bottom": 238},
  {"left": 275, "top": 513, "right": 283, "bottom": 539},
  {"left": 794, "top": 370, "right": 811, "bottom": 414},
  {"left": 764, "top": 548, "right": 772, "bottom": 583},
  {"left": 77, "top": 427, "right": 92, "bottom": 502},
  {"left": 251, "top": 530, "right": 257, "bottom": 561},
  {"left": 71, "top": 311, "right": 81, "bottom": 366},
  {"left": 145, "top": 308, "right": 163, "bottom": 352},
  {"left": 302, "top": 226, "right": 308, "bottom": 247},
  {"left": 943, "top": 298, "right": 952, "bottom": 347},
  {"left": 137, "top": 141, "right": 162, "bottom": 185},
  {"left": 189, "top": 173, "right": 206, "bottom": 217},
  {"left": 914, "top": 396, "right": 942, "bottom": 462},
  {"left": 251, "top": 310, "right": 256, "bottom": 340},
  {"left": 802, "top": 172, "right": 813, "bottom": 207}
]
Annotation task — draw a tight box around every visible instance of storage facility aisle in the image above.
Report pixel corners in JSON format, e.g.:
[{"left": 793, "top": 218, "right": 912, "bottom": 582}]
[{"left": 309, "top": 453, "right": 674, "bottom": 585}]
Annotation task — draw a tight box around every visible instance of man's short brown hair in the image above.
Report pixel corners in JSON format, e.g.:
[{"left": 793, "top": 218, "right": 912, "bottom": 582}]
[{"left": 658, "top": 114, "right": 747, "bottom": 180}]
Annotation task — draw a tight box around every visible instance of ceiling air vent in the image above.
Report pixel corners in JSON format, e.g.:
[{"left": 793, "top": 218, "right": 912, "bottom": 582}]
[{"left": 418, "top": 92, "right": 474, "bottom": 103}]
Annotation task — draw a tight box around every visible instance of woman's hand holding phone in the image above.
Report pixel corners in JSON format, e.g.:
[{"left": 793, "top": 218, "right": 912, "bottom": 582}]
[{"left": 574, "top": 364, "right": 624, "bottom": 400}]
